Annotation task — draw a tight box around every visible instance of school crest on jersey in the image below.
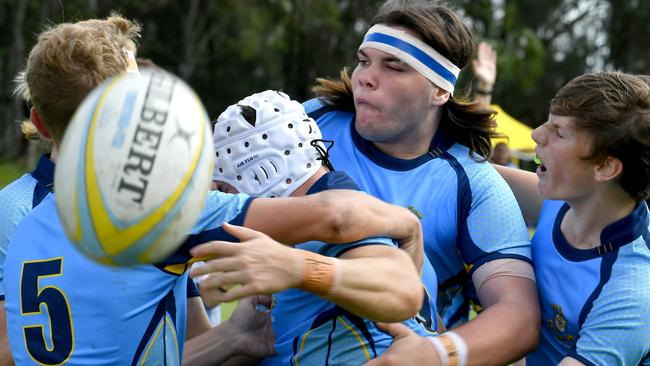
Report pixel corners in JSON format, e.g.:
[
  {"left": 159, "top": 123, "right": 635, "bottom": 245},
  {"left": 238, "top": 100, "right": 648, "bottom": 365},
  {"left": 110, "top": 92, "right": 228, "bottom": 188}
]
[
  {"left": 548, "top": 304, "right": 574, "bottom": 343},
  {"left": 407, "top": 206, "right": 423, "bottom": 219}
]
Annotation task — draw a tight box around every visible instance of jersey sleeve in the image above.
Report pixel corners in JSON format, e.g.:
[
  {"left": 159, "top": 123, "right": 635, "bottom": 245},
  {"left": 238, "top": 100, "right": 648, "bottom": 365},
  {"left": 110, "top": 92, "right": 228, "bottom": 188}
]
[
  {"left": 456, "top": 164, "right": 532, "bottom": 274},
  {"left": 186, "top": 277, "right": 201, "bottom": 298},
  {"left": 302, "top": 98, "right": 326, "bottom": 115},
  {"left": 0, "top": 175, "right": 36, "bottom": 299},
  {"left": 569, "top": 255, "right": 650, "bottom": 366},
  {"left": 157, "top": 190, "right": 255, "bottom": 265},
  {"left": 317, "top": 236, "right": 397, "bottom": 258}
]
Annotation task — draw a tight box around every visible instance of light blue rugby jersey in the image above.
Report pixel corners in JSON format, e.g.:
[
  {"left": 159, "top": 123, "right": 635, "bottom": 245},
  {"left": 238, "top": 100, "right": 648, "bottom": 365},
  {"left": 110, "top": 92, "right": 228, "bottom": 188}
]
[
  {"left": 260, "top": 171, "right": 438, "bottom": 366},
  {"left": 527, "top": 200, "right": 650, "bottom": 366},
  {"left": 0, "top": 154, "right": 54, "bottom": 300},
  {"left": 4, "top": 190, "right": 253, "bottom": 365},
  {"left": 304, "top": 99, "right": 531, "bottom": 327}
]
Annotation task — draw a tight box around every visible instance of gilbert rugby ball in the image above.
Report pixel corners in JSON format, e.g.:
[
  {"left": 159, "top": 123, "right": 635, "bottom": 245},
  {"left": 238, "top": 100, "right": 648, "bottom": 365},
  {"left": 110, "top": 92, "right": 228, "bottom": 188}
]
[{"left": 55, "top": 68, "right": 213, "bottom": 265}]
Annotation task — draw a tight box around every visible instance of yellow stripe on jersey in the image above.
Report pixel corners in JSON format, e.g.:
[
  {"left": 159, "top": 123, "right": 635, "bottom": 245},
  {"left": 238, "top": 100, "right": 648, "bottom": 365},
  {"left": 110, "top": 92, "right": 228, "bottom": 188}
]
[
  {"left": 295, "top": 326, "right": 320, "bottom": 366},
  {"left": 338, "top": 316, "right": 371, "bottom": 361}
]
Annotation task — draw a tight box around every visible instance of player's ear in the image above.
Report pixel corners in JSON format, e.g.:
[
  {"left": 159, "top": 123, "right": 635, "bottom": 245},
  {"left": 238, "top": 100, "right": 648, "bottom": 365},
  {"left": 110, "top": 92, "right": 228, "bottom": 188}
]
[
  {"left": 431, "top": 86, "right": 450, "bottom": 107},
  {"left": 594, "top": 156, "right": 623, "bottom": 183},
  {"left": 30, "top": 107, "right": 52, "bottom": 140}
]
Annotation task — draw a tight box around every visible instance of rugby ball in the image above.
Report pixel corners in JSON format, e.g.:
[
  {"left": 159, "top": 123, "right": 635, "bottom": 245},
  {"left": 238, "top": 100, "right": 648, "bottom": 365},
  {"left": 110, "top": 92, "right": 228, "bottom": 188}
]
[{"left": 55, "top": 69, "right": 214, "bottom": 265}]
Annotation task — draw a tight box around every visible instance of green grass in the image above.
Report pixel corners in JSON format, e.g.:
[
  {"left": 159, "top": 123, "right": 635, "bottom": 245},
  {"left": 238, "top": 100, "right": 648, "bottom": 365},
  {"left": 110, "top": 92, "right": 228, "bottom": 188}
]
[
  {"left": 220, "top": 301, "right": 238, "bottom": 320},
  {"left": 0, "top": 161, "right": 28, "bottom": 189}
]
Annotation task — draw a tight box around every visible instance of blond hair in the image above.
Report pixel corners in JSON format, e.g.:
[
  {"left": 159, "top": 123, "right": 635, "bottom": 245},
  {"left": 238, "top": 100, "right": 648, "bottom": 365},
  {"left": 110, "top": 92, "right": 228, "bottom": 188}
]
[{"left": 14, "top": 13, "right": 141, "bottom": 144}]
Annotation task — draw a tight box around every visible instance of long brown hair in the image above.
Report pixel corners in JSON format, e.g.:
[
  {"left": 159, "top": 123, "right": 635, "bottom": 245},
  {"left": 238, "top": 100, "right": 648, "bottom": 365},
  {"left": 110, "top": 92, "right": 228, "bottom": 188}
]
[{"left": 313, "top": 0, "right": 499, "bottom": 160}]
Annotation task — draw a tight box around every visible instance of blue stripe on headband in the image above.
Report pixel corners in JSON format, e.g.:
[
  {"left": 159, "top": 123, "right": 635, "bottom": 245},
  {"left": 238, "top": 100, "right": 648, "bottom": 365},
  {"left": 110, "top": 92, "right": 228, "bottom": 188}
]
[{"left": 364, "top": 32, "right": 457, "bottom": 85}]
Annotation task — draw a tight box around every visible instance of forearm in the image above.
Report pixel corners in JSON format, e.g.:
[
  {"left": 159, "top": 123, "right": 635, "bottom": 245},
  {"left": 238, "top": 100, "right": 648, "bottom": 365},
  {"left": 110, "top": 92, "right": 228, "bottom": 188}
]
[
  {"left": 493, "top": 164, "right": 543, "bottom": 223},
  {"left": 0, "top": 304, "right": 14, "bottom": 366},
  {"left": 323, "top": 248, "right": 422, "bottom": 322},
  {"left": 245, "top": 190, "right": 421, "bottom": 251},
  {"left": 451, "top": 277, "right": 539, "bottom": 366},
  {"left": 182, "top": 321, "right": 240, "bottom": 366},
  {"left": 474, "top": 93, "right": 492, "bottom": 106},
  {"left": 185, "top": 297, "right": 212, "bottom": 340},
  {"left": 217, "top": 355, "right": 261, "bottom": 366}
]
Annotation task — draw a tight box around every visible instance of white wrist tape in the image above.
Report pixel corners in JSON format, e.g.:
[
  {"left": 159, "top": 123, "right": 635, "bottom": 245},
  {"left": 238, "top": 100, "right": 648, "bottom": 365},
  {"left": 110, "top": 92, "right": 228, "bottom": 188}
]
[{"left": 428, "top": 337, "right": 449, "bottom": 366}]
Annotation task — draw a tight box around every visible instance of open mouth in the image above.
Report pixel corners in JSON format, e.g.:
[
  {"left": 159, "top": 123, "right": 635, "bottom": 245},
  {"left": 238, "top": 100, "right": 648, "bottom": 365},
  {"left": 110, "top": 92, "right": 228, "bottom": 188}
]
[{"left": 534, "top": 155, "right": 547, "bottom": 172}]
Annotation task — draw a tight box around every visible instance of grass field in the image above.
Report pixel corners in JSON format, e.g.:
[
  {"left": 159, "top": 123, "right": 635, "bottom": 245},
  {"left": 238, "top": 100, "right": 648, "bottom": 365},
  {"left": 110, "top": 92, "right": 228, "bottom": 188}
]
[{"left": 0, "top": 161, "right": 28, "bottom": 189}]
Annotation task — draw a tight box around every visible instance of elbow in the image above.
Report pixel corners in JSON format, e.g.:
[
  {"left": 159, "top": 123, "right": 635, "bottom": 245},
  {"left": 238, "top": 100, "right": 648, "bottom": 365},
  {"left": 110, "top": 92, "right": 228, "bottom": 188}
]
[
  {"left": 511, "top": 297, "right": 541, "bottom": 354},
  {"left": 397, "top": 283, "right": 424, "bottom": 321},
  {"left": 522, "top": 306, "right": 541, "bottom": 352},
  {"left": 523, "top": 292, "right": 541, "bottom": 352},
  {"left": 319, "top": 193, "right": 355, "bottom": 243},
  {"left": 377, "top": 277, "right": 423, "bottom": 323},
  {"left": 384, "top": 252, "right": 424, "bottom": 322}
]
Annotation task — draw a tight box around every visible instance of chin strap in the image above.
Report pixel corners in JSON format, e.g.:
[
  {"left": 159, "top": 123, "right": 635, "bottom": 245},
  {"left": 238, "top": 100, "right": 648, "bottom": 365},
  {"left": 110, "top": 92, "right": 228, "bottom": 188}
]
[{"left": 311, "top": 139, "right": 335, "bottom": 171}]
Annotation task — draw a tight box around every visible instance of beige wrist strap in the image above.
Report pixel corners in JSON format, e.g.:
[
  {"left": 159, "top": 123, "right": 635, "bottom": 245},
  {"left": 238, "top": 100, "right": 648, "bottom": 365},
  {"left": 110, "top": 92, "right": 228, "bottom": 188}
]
[
  {"left": 299, "top": 251, "right": 338, "bottom": 296},
  {"left": 439, "top": 332, "right": 468, "bottom": 366}
]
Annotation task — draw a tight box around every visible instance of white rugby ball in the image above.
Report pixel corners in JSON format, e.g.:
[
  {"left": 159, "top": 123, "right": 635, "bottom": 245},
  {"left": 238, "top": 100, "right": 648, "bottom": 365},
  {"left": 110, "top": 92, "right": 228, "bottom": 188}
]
[{"left": 55, "top": 69, "right": 214, "bottom": 265}]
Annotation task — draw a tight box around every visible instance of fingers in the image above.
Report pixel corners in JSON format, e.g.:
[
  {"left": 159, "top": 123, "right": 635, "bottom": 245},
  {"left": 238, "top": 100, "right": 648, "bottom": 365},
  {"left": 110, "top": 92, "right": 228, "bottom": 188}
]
[
  {"left": 197, "top": 270, "right": 244, "bottom": 293},
  {"left": 256, "top": 294, "right": 273, "bottom": 308},
  {"left": 239, "top": 294, "right": 272, "bottom": 312},
  {"left": 190, "top": 257, "right": 241, "bottom": 277},
  {"left": 190, "top": 241, "right": 238, "bottom": 259},
  {"left": 222, "top": 222, "right": 268, "bottom": 241},
  {"left": 203, "top": 283, "right": 269, "bottom": 305},
  {"left": 375, "top": 322, "right": 411, "bottom": 338},
  {"left": 363, "top": 358, "right": 380, "bottom": 366},
  {"left": 364, "top": 355, "right": 395, "bottom": 366},
  {"left": 478, "top": 41, "right": 497, "bottom": 60}
]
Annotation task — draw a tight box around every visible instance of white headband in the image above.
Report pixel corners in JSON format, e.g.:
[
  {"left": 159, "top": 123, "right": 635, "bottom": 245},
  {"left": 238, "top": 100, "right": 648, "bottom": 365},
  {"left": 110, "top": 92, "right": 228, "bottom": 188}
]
[{"left": 359, "top": 24, "right": 460, "bottom": 93}]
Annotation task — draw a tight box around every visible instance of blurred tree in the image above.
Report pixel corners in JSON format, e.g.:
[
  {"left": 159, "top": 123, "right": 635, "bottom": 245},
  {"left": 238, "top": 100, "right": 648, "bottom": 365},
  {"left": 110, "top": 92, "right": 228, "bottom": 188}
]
[
  {"left": 0, "top": 0, "right": 647, "bottom": 161},
  {"left": 458, "top": 0, "right": 610, "bottom": 128},
  {"left": 607, "top": 0, "right": 650, "bottom": 73}
]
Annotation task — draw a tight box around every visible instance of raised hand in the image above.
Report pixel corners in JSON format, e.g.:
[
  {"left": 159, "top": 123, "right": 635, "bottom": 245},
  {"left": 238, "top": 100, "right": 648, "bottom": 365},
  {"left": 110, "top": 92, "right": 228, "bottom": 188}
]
[{"left": 472, "top": 41, "right": 497, "bottom": 89}]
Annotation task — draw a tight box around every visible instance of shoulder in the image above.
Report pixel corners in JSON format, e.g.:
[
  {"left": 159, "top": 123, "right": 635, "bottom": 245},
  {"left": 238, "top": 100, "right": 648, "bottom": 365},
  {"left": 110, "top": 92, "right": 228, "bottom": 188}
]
[
  {"left": 0, "top": 174, "right": 40, "bottom": 242},
  {"left": 303, "top": 98, "right": 353, "bottom": 127},
  {"left": 303, "top": 98, "right": 326, "bottom": 114},
  {"left": 308, "top": 171, "right": 359, "bottom": 194},
  {"left": 582, "top": 243, "right": 650, "bottom": 328},
  {"left": 191, "top": 190, "right": 254, "bottom": 233},
  {"left": 11, "top": 195, "right": 57, "bottom": 235},
  {"left": 445, "top": 145, "right": 516, "bottom": 199},
  {"left": 575, "top": 251, "right": 650, "bottom": 365},
  {"left": 0, "top": 174, "right": 37, "bottom": 206}
]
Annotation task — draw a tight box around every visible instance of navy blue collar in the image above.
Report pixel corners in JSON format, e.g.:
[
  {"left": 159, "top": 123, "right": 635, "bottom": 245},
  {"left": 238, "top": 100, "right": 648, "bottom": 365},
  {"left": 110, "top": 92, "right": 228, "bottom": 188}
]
[
  {"left": 306, "top": 171, "right": 359, "bottom": 195},
  {"left": 553, "top": 201, "right": 649, "bottom": 261},
  {"left": 30, "top": 154, "right": 55, "bottom": 192},
  {"left": 350, "top": 117, "right": 455, "bottom": 171}
]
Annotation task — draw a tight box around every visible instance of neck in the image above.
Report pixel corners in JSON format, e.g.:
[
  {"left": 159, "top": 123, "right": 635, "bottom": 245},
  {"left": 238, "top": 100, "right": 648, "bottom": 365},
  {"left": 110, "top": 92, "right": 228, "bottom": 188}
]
[
  {"left": 48, "top": 144, "right": 59, "bottom": 162},
  {"left": 561, "top": 185, "right": 637, "bottom": 249},
  {"left": 289, "top": 166, "right": 329, "bottom": 197},
  {"left": 372, "top": 109, "right": 442, "bottom": 160}
]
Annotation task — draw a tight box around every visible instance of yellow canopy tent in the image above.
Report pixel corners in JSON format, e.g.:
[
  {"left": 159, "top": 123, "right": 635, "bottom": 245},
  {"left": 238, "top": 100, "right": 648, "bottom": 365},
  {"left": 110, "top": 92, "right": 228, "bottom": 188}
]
[{"left": 490, "top": 105, "right": 536, "bottom": 157}]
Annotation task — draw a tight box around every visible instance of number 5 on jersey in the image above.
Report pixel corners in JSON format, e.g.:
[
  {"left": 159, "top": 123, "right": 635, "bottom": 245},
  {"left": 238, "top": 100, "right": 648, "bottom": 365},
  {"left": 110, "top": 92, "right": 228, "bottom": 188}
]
[{"left": 20, "top": 258, "right": 74, "bottom": 365}]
